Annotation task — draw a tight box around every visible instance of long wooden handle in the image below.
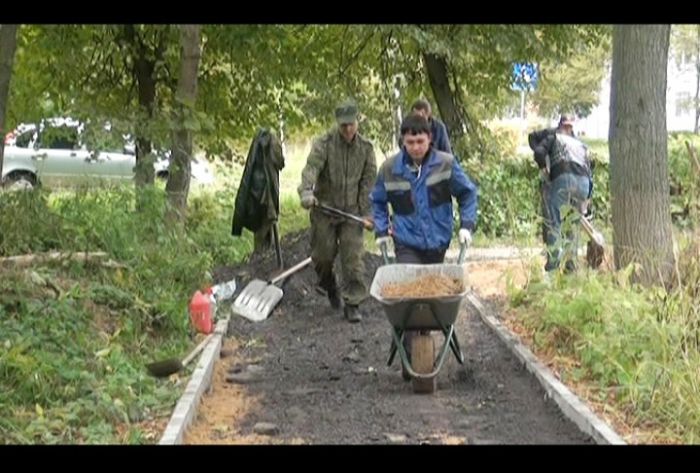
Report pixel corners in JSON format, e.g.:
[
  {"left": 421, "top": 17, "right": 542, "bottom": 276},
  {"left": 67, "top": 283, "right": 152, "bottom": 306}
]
[
  {"left": 270, "top": 257, "right": 313, "bottom": 285},
  {"left": 317, "top": 204, "right": 373, "bottom": 229},
  {"left": 580, "top": 217, "right": 605, "bottom": 247},
  {"left": 182, "top": 333, "right": 215, "bottom": 367}
]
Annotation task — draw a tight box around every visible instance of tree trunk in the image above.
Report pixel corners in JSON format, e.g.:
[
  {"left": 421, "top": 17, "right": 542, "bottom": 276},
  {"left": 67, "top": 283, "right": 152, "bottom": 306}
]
[
  {"left": 121, "top": 25, "right": 164, "bottom": 189},
  {"left": 694, "top": 25, "right": 700, "bottom": 134},
  {"left": 422, "top": 51, "right": 465, "bottom": 142},
  {"left": 609, "top": 24, "right": 675, "bottom": 287},
  {"left": 166, "top": 24, "right": 201, "bottom": 223},
  {"left": 133, "top": 56, "right": 157, "bottom": 187},
  {"left": 0, "top": 24, "right": 19, "bottom": 180}
]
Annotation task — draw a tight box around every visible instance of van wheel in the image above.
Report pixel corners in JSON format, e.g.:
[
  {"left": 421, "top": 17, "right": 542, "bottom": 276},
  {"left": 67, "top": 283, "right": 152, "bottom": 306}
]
[{"left": 4, "top": 172, "right": 37, "bottom": 191}]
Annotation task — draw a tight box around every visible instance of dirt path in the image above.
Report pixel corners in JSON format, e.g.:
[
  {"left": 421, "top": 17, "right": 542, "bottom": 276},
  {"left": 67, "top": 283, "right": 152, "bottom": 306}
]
[{"left": 185, "top": 234, "right": 591, "bottom": 444}]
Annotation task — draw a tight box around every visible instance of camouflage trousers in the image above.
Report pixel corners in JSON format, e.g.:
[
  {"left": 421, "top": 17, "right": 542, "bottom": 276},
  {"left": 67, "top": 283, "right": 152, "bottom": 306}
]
[{"left": 310, "top": 209, "right": 367, "bottom": 307}]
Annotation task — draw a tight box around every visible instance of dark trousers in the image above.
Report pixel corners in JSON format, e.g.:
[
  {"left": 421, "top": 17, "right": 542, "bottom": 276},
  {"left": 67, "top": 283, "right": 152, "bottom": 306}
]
[{"left": 394, "top": 243, "right": 446, "bottom": 265}]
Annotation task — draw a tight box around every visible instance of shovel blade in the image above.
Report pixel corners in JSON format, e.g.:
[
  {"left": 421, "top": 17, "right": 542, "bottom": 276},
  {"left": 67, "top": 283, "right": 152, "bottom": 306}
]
[
  {"left": 232, "top": 279, "right": 284, "bottom": 322},
  {"left": 146, "top": 358, "right": 184, "bottom": 378}
]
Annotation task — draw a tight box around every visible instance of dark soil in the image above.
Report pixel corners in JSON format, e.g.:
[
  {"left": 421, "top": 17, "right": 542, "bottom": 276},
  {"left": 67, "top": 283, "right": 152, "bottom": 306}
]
[{"left": 190, "top": 231, "right": 593, "bottom": 444}]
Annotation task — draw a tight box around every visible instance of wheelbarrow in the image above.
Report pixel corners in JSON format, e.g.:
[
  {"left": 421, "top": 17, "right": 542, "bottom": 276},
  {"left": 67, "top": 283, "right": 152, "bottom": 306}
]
[{"left": 369, "top": 242, "right": 468, "bottom": 394}]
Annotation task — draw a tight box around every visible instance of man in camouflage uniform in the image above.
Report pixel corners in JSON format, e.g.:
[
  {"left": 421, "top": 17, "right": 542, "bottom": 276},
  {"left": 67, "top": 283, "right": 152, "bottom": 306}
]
[{"left": 298, "top": 100, "right": 377, "bottom": 323}]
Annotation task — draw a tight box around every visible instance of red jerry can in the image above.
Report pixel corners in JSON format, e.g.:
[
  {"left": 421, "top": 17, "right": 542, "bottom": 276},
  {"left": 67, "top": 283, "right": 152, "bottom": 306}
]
[{"left": 188, "top": 289, "right": 214, "bottom": 334}]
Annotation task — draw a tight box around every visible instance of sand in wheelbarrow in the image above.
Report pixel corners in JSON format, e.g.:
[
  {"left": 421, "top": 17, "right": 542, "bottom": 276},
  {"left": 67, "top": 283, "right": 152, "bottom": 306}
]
[{"left": 381, "top": 274, "right": 463, "bottom": 299}]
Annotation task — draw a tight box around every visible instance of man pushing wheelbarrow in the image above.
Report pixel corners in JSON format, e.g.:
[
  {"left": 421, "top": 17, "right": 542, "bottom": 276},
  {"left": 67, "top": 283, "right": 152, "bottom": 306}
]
[{"left": 369, "top": 113, "right": 479, "bottom": 393}]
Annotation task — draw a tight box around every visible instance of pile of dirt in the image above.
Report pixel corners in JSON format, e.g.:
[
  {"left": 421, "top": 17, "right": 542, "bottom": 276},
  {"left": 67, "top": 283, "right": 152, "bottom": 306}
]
[
  {"left": 213, "top": 230, "right": 384, "bottom": 318},
  {"left": 381, "top": 274, "right": 463, "bottom": 299}
]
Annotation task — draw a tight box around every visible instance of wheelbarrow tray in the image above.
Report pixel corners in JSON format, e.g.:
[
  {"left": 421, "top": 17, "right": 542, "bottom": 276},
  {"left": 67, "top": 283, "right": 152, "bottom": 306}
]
[{"left": 369, "top": 263, "right": 468, "bottom": 330}]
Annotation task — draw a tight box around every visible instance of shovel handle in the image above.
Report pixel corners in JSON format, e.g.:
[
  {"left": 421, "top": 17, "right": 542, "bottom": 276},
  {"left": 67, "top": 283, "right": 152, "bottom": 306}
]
[
  {"left": 270, "top": 256, "right": 313, "bottom": 285},
  {"left": 272, "top": 221, "right": 283, "bottom": 269},
  {"left": 580, "top": 217, "right": 605, "bottom": 247},
  {"left": 317, "top": 204, "right": 373, "bottom": 229},
  {"left": 182, "top": 333, "right": 215, "bottom": 367}
]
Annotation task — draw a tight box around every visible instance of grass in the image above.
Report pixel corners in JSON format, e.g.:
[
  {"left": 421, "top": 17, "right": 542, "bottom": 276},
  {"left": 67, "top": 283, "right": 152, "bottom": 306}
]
[
  {"left": 507, "top": 231, "right": 700, "bottom": 444},
  {"left": 0, "top": 167, "right": 311, "bottom": 444},
  {"left": 0, "top": 136, "right": 325, "bottom": 444}
]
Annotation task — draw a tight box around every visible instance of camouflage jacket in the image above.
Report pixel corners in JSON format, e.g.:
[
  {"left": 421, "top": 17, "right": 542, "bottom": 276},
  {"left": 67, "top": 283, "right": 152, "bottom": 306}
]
[{"left": 298, "top": 128, "right": 377, "bottom": 217}]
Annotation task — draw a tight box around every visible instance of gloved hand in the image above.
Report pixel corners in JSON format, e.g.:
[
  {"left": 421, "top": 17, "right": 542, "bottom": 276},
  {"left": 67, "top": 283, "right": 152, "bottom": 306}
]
[
  {"left": 300, "top": 194, "right": 318, "bottom": 210},
  {"left": 376, "top": 235, "right": 392, "bottom": 249},
  {"left": 458, "top": 228, "right": 472, "bottom": 247}
]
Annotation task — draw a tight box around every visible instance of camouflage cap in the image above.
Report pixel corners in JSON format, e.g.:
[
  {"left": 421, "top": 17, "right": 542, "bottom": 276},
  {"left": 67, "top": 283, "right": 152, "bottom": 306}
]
[{"left": 335, "top": 100, "right": 359, "bottom": 125}]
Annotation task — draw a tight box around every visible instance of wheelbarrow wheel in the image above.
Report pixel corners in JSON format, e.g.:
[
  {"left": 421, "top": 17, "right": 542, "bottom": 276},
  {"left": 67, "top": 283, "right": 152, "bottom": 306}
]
[{"left": 411, "top": 333, "right": 436, "bottom": 394}]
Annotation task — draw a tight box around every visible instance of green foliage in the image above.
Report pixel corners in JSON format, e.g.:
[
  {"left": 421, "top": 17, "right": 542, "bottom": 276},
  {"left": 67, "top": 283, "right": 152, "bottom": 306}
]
[
  {"left": 531, "top": 31, "right": 612, "bottom": 118},
  {"left": 668, "top": 133, "right": 700, "bottom": 227},
  {"left": 0, "top": 183, "right": 306, "bottom": 443},
  {"left": 0, "top": 190, "right": 72, "bottom": 256},
  {"left": 463, "top": 157, "right": 540, "bottom": 239},
  {"left": 0, "top": 265, "right": 183, "bottom": 444},
  {"left": 510, "top": 239, "right": 700, "bottom": 443},
  {"left": 7, "top": 24, "right": 611, "bottom": 165}
]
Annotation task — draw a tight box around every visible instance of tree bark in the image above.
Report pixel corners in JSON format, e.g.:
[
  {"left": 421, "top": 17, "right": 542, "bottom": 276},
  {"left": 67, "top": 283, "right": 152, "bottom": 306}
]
[
  {"left": 694, "top": 25, "right": 700, "bottom": 134},
  {"left": 166, "top": 24, "right": 201, "bottom": 223},
  {"left": 121, "top": 25, "right": 165, "bottom": 189},
  {"left": 422, "top": 51, "right": 465, "bottom": 142},
  {"left": 0, "top": 24, "right": 19, "bottom": 180},
  {"left": 133, "top": 55, "right": 157, "bottom": 187},
  {"left": 609, "top": 24, "right": 675, "bottom": 286}
]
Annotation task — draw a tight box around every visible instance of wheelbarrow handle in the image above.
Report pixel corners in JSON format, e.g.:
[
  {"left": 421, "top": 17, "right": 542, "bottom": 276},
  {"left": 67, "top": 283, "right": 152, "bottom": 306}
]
[
  {"left": 457, "top": 241, "right": 468, "bottom": 265},
  {"left": 380, "top": 240, "right": 464, "bottom": 264},
  {"left": 379, "top": 241, "right": 392, "bottom": 265}
]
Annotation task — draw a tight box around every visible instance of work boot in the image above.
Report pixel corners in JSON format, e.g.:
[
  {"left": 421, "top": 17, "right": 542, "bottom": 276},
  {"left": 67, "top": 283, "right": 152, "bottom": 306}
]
[
  {"left": 327, "top": 286, "right": 341, "bottom": 310},
  {"left": 343, "top": 305, "right": 363, "bottom": 323}
]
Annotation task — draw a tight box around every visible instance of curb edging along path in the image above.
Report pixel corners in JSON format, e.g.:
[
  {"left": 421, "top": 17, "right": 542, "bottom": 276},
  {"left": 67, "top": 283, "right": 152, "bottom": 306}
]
[
  {"left": 466, "top": 293, "right": 625, "bottom": 445},
  {"left": 158, "top": 314, "right": 229, "bottom": 445}
]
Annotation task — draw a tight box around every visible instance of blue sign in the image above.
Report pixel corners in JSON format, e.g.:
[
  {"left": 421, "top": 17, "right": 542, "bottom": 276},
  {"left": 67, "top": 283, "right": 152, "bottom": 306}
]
[{"left": 512, "top": 63, "right": 538, "bottom": 91}]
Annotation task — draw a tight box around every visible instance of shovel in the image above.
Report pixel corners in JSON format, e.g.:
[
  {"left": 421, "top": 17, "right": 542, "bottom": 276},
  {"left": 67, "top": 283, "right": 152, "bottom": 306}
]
[
  {"left": 232, "top": 256, "right": 312, "bottom": 322},
  {"left": 316, "top": 204, "right": 374, "bottom": 230},
  {"left": 581, "top": 216, "right": 605, "bottom": 268},
  {"left": 146, "top": 333, "right": 215, "bottom": 378},
  {"left": 272, "top": 220, "right": 283, "bottom": 269},
  {"left": 580, "top": 215, "right": 605, "bottom": 248}
]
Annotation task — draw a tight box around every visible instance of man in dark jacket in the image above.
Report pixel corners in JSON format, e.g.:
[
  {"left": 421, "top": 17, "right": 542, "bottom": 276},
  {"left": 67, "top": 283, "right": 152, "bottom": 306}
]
[
  {"left": 398, "top": 99, "right": 453, "bottom": 154},
  {"left": 528, "top": 114, "right": 591, "bottom": 273},
  {"left": 231, "top": 128, "right": 285, "bottom": 253},
  {"left": 298, "top": 100, "right": 377, "bottom": 323}
]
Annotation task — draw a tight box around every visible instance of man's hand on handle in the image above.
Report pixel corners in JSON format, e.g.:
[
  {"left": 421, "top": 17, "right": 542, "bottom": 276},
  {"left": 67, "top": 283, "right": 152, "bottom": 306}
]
[
  {"left": 459, "top": 228, "right": 472, "bottom": 247},
  {"left": 301, "top": 194, "right": 318, "bottom": 210}
]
